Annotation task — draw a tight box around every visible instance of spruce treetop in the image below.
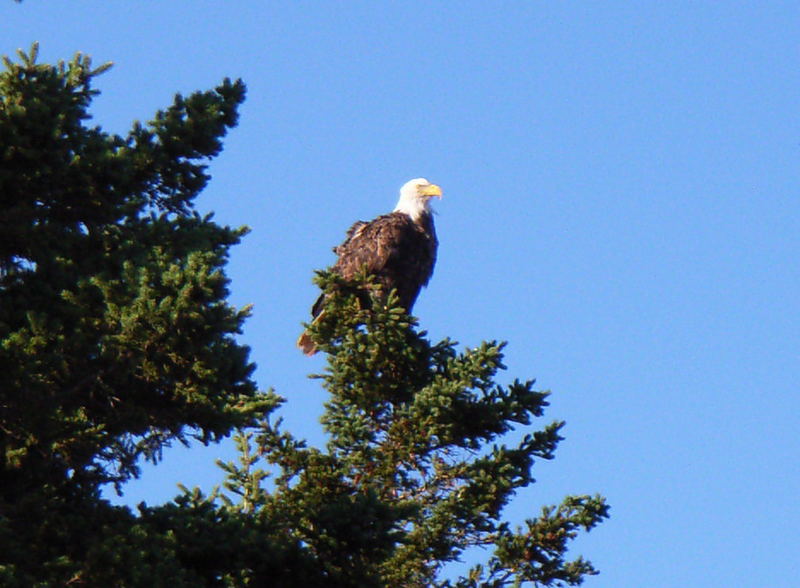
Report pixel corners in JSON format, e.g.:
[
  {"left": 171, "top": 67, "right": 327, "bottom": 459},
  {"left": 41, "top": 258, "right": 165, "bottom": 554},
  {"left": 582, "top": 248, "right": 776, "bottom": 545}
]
[{"left": 0, "top": 44, "right": 272, "bottom": 496}]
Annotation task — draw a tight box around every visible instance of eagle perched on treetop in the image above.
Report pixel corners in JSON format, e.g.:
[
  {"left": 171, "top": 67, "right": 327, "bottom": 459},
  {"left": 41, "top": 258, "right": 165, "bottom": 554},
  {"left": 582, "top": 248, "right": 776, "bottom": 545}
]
[{"left": 297, "top": 178, "right": 442, "bottom": 355}]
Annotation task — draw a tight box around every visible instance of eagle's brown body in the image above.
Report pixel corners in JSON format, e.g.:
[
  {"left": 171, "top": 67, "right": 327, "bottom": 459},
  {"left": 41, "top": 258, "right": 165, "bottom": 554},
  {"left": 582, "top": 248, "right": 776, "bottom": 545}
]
[
  {"left": 312, "top": 211, "right": 437, "bottom": 317},
  {"left": 298, "top": 178, "right": 441, "bottom": 356}
]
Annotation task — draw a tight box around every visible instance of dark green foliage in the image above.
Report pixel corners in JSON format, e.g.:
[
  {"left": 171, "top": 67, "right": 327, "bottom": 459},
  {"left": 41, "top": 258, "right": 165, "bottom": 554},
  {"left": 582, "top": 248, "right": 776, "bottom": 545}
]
[
  {"left": 211, "top": 272, "right": 608, "bottom": 586},
  {"left": 0, "top": 45, "right": 277, "bottom": 583},
  {"left": 1, "top": 46, "right": 607, "bottom": 586}
]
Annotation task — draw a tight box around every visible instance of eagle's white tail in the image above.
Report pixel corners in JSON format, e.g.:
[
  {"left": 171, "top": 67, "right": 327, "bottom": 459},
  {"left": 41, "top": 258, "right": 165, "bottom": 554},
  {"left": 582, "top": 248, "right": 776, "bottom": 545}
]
[
  {"left": 296, "top": 331, "right": 317, "bottom": 356},
  {"left": 296, "top": 309, "right": 325, "bottom": 356}
]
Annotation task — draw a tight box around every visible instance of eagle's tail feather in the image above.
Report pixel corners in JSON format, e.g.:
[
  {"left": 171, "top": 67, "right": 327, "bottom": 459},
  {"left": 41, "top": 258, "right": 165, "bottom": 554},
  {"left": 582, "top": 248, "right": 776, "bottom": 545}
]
[
  {"left": 296, "top": 332, "right": 317, "bottom": 356},
  {"left": 297, "top": 309, "right": 325, "bottom": 356}
]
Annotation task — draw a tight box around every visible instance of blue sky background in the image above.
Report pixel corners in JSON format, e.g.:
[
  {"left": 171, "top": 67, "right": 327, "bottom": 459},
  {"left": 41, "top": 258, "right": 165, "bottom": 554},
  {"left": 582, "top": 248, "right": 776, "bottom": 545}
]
[{"left": 5, "top": 2, "right": 798, "bottom": 586}]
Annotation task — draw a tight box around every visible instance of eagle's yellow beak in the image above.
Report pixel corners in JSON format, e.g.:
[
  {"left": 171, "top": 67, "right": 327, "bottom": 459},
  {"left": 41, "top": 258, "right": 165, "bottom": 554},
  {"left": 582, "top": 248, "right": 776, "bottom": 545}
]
[{"left": 420, "top": 183, "right": 443, "bottom": 199}]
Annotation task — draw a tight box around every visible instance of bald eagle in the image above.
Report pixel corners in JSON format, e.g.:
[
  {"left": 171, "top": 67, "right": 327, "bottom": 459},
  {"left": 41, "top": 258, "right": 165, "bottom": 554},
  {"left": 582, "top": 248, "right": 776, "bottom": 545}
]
[{"left": 297, "top": 178, "right": 442, "bottom": 355}]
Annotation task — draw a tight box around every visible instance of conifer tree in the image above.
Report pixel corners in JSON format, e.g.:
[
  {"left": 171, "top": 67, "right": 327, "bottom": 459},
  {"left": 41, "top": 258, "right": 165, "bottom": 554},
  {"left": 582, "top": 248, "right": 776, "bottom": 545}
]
[
  {"left": 1, "top": 46, "right": 608, "bottom": 586},
  {"left": 0, "top": 44, "right": 276, "bottom": 584},
  {"left": 211, "top": 272, "right": 609, "bottom": 586}
]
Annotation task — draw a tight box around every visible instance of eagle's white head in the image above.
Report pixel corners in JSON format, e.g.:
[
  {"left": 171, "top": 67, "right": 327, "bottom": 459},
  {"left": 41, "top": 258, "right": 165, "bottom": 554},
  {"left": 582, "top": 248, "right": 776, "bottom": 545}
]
[{"left": 394, "top": 178, "right": 442, "bottom": 222}]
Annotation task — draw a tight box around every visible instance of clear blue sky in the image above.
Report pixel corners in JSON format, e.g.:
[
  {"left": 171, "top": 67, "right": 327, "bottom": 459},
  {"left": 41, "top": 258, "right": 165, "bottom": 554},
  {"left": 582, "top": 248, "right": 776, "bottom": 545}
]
[{"left": 5, "top": 2, "right": 798, "bottom": 586}]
